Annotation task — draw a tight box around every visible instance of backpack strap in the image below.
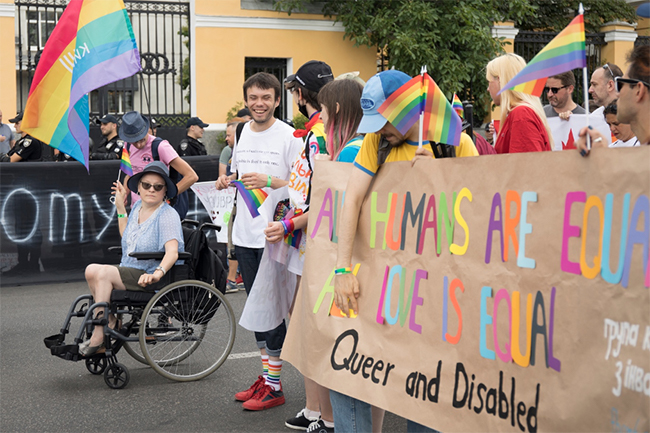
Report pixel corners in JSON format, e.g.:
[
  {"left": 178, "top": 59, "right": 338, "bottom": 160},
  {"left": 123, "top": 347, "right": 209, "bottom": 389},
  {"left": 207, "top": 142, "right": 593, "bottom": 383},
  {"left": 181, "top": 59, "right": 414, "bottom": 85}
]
[{"left": 151, "top": 136, "right": 163, "bottom": 161}]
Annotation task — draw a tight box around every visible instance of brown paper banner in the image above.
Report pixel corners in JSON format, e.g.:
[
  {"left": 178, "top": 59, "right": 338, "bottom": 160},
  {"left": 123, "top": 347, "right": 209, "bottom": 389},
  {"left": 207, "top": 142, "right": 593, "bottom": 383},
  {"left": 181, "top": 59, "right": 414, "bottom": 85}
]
[{"left": 283, "top": 147, "right": 650, "bottom": 433}]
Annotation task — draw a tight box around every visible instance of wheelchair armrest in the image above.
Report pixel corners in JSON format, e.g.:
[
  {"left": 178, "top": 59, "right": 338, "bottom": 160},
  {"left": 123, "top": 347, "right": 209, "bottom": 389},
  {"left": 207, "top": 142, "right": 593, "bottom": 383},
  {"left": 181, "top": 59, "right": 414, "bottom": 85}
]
[
  {"left": 108, "top": 246, "right": 122, "bottom": 255},
  {"left": 182, "top": 219, "right": 200, "bottom": 228},
  {"left": 200, "top": 222, "right": 221, "bottom": 232},
  {"left": 129, "top": 251, "right": 192, "bottom": 260}
]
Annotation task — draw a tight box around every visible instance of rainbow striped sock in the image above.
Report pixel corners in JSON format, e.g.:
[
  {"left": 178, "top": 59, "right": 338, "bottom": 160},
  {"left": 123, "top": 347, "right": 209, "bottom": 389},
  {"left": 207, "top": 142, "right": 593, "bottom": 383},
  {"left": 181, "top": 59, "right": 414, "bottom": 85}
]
[
  {"left": 261, "top": 355, "right": 269, "bottom": 379},
  {"left": 266, "top": 359, "right": 282, "bottom": 391}
]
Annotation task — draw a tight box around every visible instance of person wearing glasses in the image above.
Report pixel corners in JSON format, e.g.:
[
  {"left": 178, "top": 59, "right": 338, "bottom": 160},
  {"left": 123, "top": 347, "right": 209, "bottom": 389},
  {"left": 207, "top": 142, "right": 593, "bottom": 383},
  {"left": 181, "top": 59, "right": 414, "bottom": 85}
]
[
  {"left": 80, "top": 161, "right": 185, "bottom": 356},
  {"left": 543, "top": 71, "right": 585, "bottom": 120},
  {"left": 589, "top": 62, "right": 623, "bottom": 110},
  {"left": 177, "top": 116, "right": 208, "bottom": 156},
  {"left": 486, "top": 53, "right": 553, "bottom": 153},
  {"left": 577, "top": 45, "right": 650, "bottom": 153}
]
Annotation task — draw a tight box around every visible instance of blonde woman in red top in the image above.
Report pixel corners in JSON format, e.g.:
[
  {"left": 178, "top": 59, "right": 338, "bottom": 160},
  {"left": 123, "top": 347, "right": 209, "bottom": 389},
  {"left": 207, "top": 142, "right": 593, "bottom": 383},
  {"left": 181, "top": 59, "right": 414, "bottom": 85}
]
[{"left": 486, "top": 53, "right": 553, "bottom": 153}]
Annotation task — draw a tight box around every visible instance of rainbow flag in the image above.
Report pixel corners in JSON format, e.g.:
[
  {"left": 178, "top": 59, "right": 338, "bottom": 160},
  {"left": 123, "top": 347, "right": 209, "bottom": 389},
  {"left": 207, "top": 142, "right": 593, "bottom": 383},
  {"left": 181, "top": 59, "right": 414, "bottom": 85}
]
[
  {"left": 120, "top": 146, "right": 133, "bottom": 176},
  {"left": 421, "top": 73, "right": 462, "bottom": 147},
  {"left": 230, "top": 180, "right": 268, "bottom": 218},
  {"left": 21, "top": 0, "right": 140, "bottom": 170},
  {"left": 499, "top": 14, "right": 585, "bottom": 96},
  {"left": 452, "top": 93, "right": 464, "bottom": 120},
  {"left": 377, "top": 75, "right": 425, "bottom": 136}
]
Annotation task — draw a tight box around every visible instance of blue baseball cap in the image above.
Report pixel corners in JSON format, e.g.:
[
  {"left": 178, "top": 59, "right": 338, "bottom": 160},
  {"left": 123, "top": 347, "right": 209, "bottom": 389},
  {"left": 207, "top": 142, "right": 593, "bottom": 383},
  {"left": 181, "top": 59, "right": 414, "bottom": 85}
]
[{"left": 357, "top": 70, "right": 411, "bottom": 134}]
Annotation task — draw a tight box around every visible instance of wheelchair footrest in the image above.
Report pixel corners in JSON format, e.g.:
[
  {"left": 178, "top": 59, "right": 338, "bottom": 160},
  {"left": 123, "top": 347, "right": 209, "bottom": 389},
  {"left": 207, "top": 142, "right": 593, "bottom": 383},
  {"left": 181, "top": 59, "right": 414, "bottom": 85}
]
[
  {"left": 49, "top": 342, "right": 81, "bottom": 361},
  {"left": 44, "top": 333, "right": 65, "bottom": 349}
]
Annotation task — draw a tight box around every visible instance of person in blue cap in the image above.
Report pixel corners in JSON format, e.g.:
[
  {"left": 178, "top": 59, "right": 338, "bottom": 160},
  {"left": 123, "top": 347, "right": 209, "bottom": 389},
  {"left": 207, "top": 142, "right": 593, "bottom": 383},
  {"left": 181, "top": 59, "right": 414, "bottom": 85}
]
[{"left": 331, "top": 70, "right": 439, "bottom": 433}]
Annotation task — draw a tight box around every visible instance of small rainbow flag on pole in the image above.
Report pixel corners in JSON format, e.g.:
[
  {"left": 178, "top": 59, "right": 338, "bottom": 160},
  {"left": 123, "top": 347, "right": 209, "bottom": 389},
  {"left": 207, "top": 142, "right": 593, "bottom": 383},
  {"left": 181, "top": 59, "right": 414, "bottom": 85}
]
[
  {"left": 499, "top": 13, "right": 586, "bottom": 97},
  {"left": 21, "top": 0, "right": 141, "bottom": 170},
  {"left": 378, "top": 70, "right": 461, "bottom": 147},
  {"left": 452, "top": 93, "right": 464, "bottom": 120},
  {"left": 119, "top": 146, "right": 133, "bottom": 176},
  {"left": 230, "top": 180, "right": 268, "bottom": 218},
  {"left": 377, "top": 75, "right": 425, "bottom": 136},
  {"left": 421, "top": 73, "right": 462, "bottom": 147}
]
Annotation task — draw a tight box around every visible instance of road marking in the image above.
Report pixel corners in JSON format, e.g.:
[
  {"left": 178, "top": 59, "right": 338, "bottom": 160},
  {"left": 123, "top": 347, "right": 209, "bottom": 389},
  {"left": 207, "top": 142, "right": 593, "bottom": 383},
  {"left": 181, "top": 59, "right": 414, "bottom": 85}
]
[{"left": 227, "top": 351, "right": 260, "bottom": 360}]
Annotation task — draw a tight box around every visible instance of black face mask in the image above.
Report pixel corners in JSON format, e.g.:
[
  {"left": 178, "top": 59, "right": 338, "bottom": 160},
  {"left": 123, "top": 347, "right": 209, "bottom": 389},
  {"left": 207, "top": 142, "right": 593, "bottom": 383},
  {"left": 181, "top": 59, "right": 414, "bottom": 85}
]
[{"left": 298, "top": 104, "right": 309, "bottom": 118}]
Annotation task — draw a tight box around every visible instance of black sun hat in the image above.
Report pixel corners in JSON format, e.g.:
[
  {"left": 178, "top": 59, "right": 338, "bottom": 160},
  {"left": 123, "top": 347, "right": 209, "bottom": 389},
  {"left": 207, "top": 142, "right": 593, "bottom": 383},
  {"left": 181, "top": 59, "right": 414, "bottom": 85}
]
[{"left": 127, "top": 161, "right": 177, "bottom": 199}]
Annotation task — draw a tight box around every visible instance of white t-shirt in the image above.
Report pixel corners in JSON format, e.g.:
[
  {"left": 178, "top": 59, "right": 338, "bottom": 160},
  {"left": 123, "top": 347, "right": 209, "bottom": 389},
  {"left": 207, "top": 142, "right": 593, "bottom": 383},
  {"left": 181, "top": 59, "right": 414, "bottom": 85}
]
[
  {"left": 231, "top": 119, "right": 303, "bottom": 248},
  {"left": 609, "top": 136, "right": 640, "bottom": 148}
]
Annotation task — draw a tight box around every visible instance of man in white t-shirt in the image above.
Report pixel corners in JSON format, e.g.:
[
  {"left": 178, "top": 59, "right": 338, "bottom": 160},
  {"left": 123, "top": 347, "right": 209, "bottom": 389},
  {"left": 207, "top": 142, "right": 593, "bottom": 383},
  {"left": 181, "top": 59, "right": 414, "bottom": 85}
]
[{"left": 216, "top": 72, "right": 303, "bottom": 411}]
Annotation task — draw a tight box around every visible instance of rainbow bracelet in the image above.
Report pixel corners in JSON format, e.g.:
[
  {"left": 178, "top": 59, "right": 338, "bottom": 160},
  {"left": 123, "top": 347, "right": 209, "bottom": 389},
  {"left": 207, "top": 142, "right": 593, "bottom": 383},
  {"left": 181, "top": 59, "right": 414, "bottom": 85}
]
[{"left": 334, "top": 267, "right": 352, "bottom": 275}]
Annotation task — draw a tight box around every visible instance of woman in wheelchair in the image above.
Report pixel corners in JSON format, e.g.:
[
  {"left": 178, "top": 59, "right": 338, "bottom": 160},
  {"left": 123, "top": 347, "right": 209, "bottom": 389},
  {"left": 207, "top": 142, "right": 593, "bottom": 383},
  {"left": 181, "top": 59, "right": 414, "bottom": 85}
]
[{"left": 80, "top": 161, "right": 185, "bottom": 356}]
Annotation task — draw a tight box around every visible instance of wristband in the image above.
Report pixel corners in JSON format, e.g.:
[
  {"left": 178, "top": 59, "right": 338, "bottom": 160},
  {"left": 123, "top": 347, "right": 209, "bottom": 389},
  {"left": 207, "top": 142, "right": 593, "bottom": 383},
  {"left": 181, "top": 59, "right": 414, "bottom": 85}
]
[
  {"left": 266, "top": 175, "right": 272, "bottom": 188},
  {"left": 117, "top": 213, "right": 127, "bottom": 219},
  {"left": 334, "top": 267, "right": 352, "bottom": 275},
  {"left": 280, "top": 220, "right": 289, "bottom": 235},
  {"left": 155, "top": 266, "right": 166, "bottom": 276}
]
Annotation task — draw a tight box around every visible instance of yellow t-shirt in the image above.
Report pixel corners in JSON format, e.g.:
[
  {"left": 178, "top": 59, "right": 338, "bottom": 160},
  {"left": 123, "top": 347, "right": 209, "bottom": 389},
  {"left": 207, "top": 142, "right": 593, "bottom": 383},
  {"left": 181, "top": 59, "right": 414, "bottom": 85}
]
[{"left": 353, "top": 132, "right": 477, "bottom": 176}]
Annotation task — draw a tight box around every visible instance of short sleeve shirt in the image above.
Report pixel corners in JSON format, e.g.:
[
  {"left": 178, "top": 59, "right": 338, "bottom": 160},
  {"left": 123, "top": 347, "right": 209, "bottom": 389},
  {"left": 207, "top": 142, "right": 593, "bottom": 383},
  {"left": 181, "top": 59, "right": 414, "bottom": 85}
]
[
  {"left": 120, "top": 201, "right": 185, "bottom": 273},
  {"left": 129, "top": 135, "right": 180, "bottom": 203},
  {"left": 353, "top": 133, "right": 434, "bottom": 176},
  {"left": 0, "top": 123, "right": 13, "bottom": 154}
]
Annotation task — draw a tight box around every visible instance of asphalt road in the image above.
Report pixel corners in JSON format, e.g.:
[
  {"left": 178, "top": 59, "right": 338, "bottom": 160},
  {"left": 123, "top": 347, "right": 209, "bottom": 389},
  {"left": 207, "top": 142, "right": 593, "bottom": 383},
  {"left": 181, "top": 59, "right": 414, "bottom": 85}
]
[{"left": 0, "top": 281, "right": 406, "bottom": 433}]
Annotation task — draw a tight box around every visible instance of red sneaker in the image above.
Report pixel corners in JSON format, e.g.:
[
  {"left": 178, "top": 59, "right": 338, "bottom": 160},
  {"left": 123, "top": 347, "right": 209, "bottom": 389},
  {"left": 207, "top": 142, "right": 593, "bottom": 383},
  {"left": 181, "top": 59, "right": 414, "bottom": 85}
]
[
  {"left": 235, "top": 275, "right": 244, "bottom": 287},
  {"left": 234, "top": 375, "right": 265, "bottom": 402},
  {"left": 242, "top": 383, "right": 285, "bottom": 411}
]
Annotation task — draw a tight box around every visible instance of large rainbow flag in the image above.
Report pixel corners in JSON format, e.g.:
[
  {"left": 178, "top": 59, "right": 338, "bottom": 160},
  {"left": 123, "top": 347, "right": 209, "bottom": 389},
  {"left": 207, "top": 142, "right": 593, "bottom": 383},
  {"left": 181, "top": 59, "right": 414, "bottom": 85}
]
[
  {"left": 21, "top": 0, "right": 141, "bottom": 170},
  {"left": 378, "top": 72, "right": 461, "bottom": 146},
  {"left": 230, "top": 180, "right": 269, "bottom": 218},
  {"left": 499, "top": 13, "right": 586, "bottom": 96}
]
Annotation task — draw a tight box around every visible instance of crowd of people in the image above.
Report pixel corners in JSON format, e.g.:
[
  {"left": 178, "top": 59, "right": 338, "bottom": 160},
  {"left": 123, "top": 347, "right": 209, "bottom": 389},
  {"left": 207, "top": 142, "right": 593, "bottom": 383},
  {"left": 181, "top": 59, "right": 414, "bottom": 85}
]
[{"left": 3, "top": 42, "right": 647, "bottom": 431}]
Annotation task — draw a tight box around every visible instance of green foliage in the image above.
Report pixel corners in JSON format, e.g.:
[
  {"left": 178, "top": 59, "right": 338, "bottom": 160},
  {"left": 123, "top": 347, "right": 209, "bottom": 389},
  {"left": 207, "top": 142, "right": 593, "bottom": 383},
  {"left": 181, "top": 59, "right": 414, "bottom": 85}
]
[
  {"left": 226, "top": 101, "right": 245, "bottom": 122},
  {"left": 179, "top": 24, "right": 190, "bottom": 104},
  {"left": 272, "top": 0, "right": 637, "bottom": 123},
  {"left": 215, "top": 130, "right": 227, "bottom": 150},
  {"left": 292, "top": 113, "right": 308, "bottom": 131},
  {"left": 499, "top": 0, "right": 637, "bottom": 33}
]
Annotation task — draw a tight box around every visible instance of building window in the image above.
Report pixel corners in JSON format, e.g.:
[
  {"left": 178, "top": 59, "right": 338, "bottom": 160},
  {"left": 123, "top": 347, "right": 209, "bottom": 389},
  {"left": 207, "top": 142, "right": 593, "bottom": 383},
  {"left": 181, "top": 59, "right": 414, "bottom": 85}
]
[
  {"left": 244, "top": 57, "right": 288, "bottom": 121},
  {"left": 27, "top": 10, "right": 62, "bottom": 51}
]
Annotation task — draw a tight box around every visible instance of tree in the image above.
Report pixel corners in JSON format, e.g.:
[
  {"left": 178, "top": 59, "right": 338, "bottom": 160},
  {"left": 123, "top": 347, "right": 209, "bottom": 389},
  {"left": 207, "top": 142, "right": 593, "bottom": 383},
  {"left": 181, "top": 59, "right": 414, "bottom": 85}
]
[
  {"left": 272, "top": 0, "right": 637, "bottom": 122},
  {"left": 500, "top": 0, "right": 637, "bottom": 33},
  {"left": 272, "top": 0, "right": 531, "bottom": 122}
]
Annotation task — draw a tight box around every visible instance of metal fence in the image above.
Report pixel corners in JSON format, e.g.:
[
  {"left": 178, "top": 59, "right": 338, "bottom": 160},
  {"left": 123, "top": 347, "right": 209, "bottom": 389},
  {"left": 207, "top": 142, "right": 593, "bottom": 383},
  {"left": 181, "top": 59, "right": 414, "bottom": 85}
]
[
  {"left": 515, "top": 31, "right": 606, "bottom": 106},
  {"left": 635, "top": 36, "right": 650, "bottom": 47},
  {"left": 14, "top": 0, "right": 191, "bottom": 128}
]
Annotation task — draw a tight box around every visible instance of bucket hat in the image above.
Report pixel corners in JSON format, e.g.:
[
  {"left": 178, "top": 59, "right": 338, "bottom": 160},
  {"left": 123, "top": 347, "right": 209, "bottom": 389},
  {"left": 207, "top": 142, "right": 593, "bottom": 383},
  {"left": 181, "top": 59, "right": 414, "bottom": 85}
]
[
  {"left": 119, "top": 111, "right": 149, "bottom": 142},
  {"left": 127, "top": 161, "right": 177, "bottom": 199}
]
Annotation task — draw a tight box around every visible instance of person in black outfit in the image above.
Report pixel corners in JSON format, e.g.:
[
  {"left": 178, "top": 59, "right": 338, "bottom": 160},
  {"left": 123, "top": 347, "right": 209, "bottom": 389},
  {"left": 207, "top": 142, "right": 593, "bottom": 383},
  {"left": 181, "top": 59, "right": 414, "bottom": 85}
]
[
  {"left": 0, "top": 113, "right": 45, "bottom": 162},
  {"left": 176, "top": 117, "right": 208, "bottom": 156},
  {"left": 89, "top": 114, "right": 124, "bottom": 160}
]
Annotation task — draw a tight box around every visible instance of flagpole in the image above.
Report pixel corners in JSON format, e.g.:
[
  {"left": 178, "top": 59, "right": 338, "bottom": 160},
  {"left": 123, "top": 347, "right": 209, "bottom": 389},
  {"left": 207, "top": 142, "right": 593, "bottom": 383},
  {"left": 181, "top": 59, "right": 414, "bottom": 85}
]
[
  {"left": 579, "top": 3, "right": 591, "bottom": 150},
  {"left": 418, "top": 66, "right": 426, "bottom": 149}
]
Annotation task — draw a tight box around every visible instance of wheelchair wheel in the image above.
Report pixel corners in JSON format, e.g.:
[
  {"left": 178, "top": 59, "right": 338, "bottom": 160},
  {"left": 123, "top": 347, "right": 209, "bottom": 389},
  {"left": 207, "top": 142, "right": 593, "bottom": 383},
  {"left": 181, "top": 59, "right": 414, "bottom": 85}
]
[
  {"left": 85, "top": 357, "right": 107, "bottom": 375},
  {"left": 104, "top": 363, "right": 130, "bottom": 389},
  {"left": 139, "top": 280, "right": 236, "bottom": 382}
]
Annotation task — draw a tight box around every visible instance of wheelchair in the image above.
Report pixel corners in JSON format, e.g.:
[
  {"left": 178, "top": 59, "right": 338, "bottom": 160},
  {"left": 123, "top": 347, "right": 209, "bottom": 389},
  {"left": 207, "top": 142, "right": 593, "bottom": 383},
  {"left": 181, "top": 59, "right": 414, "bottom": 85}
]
[{"left": 44, "top": 221, "right": 236, "bottom": 389}]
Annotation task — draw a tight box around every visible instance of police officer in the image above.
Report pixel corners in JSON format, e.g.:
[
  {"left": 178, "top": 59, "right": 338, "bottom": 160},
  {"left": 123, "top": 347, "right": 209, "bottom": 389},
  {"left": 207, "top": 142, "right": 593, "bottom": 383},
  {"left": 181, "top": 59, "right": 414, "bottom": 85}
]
[
  {"left": 0, "top": 113, "right": 45, "bottom": 162},
  {"left": 177, "top": 117, "right": 208, "bottom": 156},
  {"left": 89, "top": 114, "right": 124, "bottom": 160}
]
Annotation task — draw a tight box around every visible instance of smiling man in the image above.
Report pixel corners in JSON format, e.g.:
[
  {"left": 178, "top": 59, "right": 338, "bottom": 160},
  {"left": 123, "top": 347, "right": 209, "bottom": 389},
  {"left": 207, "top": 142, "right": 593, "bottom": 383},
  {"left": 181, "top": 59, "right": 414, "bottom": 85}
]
[{"left": 215, "top": 72, "right": 303, "bottom": 411}]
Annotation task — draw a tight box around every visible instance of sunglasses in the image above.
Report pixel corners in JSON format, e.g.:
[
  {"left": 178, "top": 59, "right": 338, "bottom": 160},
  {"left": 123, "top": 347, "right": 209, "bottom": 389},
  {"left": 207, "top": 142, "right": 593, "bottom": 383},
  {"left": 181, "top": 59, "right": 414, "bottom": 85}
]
[
  {"left": 602, "top": 64, "right": 616, "bottom": 81},
  {"left": 545, "top": 85, "right": 568, "bottom": 94},
  {"left": 615, "top": 76, "right": 650, "bottom": 93},
  {"left": 140, "top": 181, "right": 165, "bottom": 192}
]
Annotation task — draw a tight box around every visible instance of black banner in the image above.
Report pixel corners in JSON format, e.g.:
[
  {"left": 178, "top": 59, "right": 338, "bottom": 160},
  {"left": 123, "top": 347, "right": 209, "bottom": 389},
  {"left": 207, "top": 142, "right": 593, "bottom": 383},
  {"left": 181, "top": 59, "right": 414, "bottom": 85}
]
[{"left": 0, "top": 156, "right": 220, "bottom": 286}]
